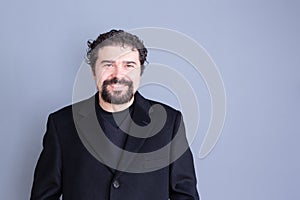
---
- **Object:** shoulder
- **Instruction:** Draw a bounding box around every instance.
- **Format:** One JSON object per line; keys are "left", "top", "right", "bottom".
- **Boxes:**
{"left": 135, "top": 92, "right": 182, "bottom": 120}
{"left": 148, "top": 98, "right": 180, "bottom": 115}
{"left": 137, "top": 92, "right": 179, "bottom": 111}
{"left": 48, "top": 96, "right": 94, "bottom": 122}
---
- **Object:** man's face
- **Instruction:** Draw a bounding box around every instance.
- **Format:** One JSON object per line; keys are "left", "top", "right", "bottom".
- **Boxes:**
{"left": 93, "top": 45, "right": 141, "bottom": 105}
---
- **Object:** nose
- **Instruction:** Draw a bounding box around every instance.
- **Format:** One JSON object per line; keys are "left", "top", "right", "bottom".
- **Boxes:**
{"left": 112, "top": 63, "right": 125, "bottom": 77}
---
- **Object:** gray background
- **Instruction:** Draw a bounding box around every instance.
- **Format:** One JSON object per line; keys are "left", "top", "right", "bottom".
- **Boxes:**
{"left": 0, "top": 0, "right": 299, "bottom": 199}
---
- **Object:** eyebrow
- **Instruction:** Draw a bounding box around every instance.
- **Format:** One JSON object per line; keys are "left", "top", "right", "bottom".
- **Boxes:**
{"left": 100, "top": 60, "right": 137, "bottom": 65}
{"left": 100, "top": 60, "right": 114, "bottom": 64}
{"left": 124, "top": 61, "right": 137, "bottom": 65}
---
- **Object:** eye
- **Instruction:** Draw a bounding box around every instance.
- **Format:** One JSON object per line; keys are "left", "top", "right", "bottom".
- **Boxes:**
{"left": 126, "top": 64, "right": 135, "bottom": 68}
{"left": 104, "top": 63, "right": 113, "bottom": 67}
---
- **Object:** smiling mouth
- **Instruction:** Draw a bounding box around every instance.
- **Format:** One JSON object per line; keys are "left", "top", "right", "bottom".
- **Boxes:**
{"left": 108, "top": 83, "right": 128, "bottom": 91}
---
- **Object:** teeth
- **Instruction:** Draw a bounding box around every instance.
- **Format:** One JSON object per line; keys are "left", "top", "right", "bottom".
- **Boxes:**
{"left": 112, "top": 84, "right": 123, "bottom": 86}
{"left": 109, "top": 84, "right": 126, "bottom": 90}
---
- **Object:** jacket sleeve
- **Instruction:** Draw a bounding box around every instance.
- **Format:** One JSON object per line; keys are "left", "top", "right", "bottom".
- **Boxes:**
{"left": 30, "top": 114, "right": 62, "bottom": 200}
{"left": 169, "top": 111, "right": 200, "bottom": 200}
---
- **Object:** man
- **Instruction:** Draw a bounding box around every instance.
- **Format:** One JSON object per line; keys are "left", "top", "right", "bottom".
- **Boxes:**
{"left": 31, "top": 29, "right": 199, "bottom": 200}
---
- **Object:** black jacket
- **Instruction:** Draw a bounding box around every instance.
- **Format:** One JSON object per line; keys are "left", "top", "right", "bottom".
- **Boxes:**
{"left": 31, "top": 92, "right": 199, "bottom": 200}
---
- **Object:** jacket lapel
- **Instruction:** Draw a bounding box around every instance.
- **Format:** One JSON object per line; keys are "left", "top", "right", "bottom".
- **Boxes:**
{"left": 121, "top": 92, "right": 152, "bottom": 151}
{"left": 73, "top": 95, "right": 117, "bottom": 174}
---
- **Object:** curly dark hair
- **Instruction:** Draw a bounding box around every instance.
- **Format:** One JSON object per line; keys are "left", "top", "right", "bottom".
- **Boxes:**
{"left": 86, "top": 29, "right": 148, "bottom": 75}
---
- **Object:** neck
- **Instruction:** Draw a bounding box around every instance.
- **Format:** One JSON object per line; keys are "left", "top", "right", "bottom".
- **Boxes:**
{"left": 98, "top": 93, "right": 134, "bottom": 113}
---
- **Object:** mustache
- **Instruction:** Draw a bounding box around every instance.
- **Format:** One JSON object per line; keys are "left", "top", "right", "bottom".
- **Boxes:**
{"left": 102, "top": 77, "right": 132, "bottom": 86}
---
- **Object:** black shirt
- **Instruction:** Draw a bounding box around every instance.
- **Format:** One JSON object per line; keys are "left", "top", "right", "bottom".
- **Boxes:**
{"left": 95, "top": 93, "right": 134, "bottom": 149}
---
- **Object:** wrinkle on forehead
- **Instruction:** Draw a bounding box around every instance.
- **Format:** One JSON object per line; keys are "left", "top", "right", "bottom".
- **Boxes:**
{"left": 97, "top": 45, "right": 139, "bottom": 63}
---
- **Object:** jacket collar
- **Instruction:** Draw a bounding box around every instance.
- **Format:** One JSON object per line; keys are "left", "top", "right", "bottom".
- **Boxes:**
{"left": 77, "top": 91, "right": 152, "bottom": 124}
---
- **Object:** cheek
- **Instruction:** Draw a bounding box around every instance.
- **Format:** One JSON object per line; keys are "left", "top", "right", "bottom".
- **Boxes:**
{"left": 94, "top": 75, "right": 105, "bottom": 90}
{"left": 128, "top": 69, "right": 141, "bottom": 85}
{"left": 94, "top": 69, "right": 108, "bottom": 82}
{"left": 132, "top": 75, "right": 141, "bottom": 89}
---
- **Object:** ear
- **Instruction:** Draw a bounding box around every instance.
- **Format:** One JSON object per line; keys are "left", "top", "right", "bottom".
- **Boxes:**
{"left": 91, "top": 67, "right": 96, "bottom": 80}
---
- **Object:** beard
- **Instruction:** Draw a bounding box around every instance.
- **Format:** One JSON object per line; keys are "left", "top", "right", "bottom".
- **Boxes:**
{"left": 101, "top": 77, "right": 134, "bottom": 104}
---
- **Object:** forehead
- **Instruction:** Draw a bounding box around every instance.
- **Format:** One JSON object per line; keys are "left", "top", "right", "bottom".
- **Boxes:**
{"left": 97, "top": 45, "right": 139, "bottom": 62}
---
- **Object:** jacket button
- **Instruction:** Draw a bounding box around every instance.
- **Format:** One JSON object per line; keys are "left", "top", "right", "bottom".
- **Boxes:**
{"left": 112, "top": 180, "right": 120, "bottom": 189}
